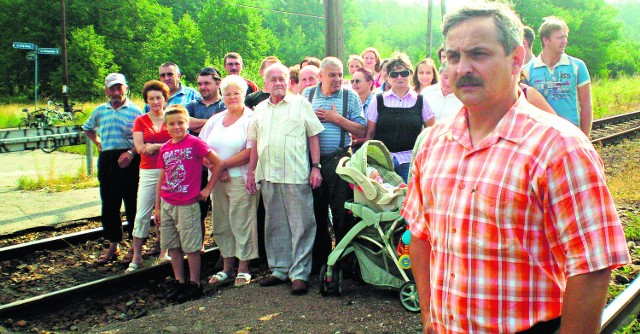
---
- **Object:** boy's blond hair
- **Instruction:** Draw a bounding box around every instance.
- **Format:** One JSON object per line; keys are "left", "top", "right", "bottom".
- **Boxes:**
{"left": 164, "top": 104, "right": 190, "bottom": 122}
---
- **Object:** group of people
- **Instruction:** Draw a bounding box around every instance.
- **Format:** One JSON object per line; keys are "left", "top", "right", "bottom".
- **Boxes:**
{"left": 81, "top": 1, "right": 629, "bottom": 331}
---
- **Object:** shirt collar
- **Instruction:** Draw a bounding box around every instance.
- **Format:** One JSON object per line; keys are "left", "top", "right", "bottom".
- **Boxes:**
{"left": 267, "top": 93, "right": 292, "bottom": 106}
{"left": 533, "top": 53, "right": 570, "bottom": 70}
{"left": 316, "top": 82, "right": 342, "bottom": 98}
{"left": 447, "top": 92, "right": 529, "bottom": 149}
{"left": 383, "top": 89, "right": 416, "bottom": 101}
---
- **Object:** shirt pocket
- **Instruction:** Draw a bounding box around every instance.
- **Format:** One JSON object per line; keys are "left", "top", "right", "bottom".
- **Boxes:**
{"left": 466, "top": 182, "right": 528, "bottom": 254}
{"left": 283, "top": 119, "right": 305, "bottom": 137}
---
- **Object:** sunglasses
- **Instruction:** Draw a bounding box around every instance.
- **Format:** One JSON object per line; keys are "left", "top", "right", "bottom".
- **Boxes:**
{"left": 389, "top": 70, "right": 411, "bottom": 78}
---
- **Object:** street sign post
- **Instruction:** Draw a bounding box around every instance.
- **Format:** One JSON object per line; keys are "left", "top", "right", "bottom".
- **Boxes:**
{"left": 37, "top": 48, "right": 60, "bottom": 55}
{"left": 12, "top": 42, "right": 60, "bottom": 110}
{"left": 12, "top": 42, "right": 36, "bottom": 50}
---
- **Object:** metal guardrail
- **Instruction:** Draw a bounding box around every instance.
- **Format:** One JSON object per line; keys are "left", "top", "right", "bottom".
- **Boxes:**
{"left": 0, "top": 125, "right": 83, "bottom": 153}
{"left": 601, "top": 276, "right": 640, "bottom": 333}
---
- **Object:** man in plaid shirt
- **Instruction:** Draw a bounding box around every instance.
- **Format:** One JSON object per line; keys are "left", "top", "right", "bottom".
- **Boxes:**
{"left": 401, "top": 2, "right": 630, "bottom": 333}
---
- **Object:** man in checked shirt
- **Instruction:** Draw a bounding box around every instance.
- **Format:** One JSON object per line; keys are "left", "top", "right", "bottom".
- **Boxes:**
{"left": 401, "top": 2, "right": 630, "bottom": 333}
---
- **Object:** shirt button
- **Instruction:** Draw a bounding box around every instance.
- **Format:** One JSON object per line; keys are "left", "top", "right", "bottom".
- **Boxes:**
{"left": 449, "top": 314, "right": 454, "bottom": 321}
{"left": 458, "top": 183, "right": 465, "bottom": 189}
{"left": 452, "top": 228, "right": 456, "bottom": 233}
{"left": 450, "top": 273, "right": 455, "bottom": 278}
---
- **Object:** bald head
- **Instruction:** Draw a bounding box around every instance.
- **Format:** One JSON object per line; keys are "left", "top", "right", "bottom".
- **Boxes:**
{"left": 299, "top": 65, "right": 320, "bottom": 92}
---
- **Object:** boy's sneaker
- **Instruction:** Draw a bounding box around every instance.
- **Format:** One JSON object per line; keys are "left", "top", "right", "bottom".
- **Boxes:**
{"left": 176, "top": 281, "right": 202, "bottom": 303}
{"left": 165, "top": 281, "right": 187, "bottom": 302}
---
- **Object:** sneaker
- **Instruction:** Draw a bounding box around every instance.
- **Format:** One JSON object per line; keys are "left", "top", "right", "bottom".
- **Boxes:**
{"left": 177, "top": 281, "right": 202, "bottom": 303}
{"left": 165, "top": 281, "right": 186, "bottom": 301}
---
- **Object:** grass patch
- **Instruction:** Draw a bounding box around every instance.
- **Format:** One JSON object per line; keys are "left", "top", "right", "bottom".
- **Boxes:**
{"left": 592, "top": 74, "right": 640, "bottom": 118}
{"left": 16, "top": 166, "right": 98, "bottom": 192}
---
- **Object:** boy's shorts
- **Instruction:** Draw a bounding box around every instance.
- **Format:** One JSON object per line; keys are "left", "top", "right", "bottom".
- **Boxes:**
{"left": 159, "top": 200, "right": 202, "bottom": 254}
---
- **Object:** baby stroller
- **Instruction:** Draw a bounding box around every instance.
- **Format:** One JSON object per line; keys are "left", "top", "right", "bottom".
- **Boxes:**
{"left": 318, "top": 140, "right": 420, "bottom": 312}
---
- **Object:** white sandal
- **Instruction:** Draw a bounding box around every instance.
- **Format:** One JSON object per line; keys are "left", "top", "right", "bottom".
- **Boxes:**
{"left": 234, "top": 272, "right": 252, "bottom": 287}
{"left": 208, "top": 271, "right": 234, "bottom": 285}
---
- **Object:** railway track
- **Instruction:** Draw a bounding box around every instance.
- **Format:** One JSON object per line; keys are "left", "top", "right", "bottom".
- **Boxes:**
{"left": 591, "top": 110, "right": 640, "bottom": 146}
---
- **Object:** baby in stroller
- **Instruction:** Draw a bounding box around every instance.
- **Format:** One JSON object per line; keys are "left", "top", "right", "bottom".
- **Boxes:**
{"left": 318, "top": 140, "right": 419, "bottom": 312}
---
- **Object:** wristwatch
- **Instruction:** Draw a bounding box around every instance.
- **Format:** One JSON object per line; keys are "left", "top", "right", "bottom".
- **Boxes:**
{"left": 311, "top": 163, "right": 322, "bottom": 169}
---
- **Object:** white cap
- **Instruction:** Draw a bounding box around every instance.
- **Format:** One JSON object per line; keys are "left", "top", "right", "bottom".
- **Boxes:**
{"left": 105, "top": 73, "right": 127, "bottom": 88}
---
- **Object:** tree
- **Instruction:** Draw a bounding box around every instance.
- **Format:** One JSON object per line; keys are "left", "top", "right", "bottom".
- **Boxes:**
{"left": 50, "top": 26, "right": 119, "bottom": 100}
{"left": 198, "top": 0, "right": 276, "bottom": 83}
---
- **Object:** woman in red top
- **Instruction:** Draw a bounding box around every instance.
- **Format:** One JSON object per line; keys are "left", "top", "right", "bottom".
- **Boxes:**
{"left": 125, "top": 80, "right": 172, "bottom": 272}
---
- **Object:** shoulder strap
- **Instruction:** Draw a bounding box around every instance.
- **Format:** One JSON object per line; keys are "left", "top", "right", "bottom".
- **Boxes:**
{"left": 340, "top": 89, "right": 349, "bottom": 148}
{"left": 308, "top": 87, "right": 316, "bottom": 103}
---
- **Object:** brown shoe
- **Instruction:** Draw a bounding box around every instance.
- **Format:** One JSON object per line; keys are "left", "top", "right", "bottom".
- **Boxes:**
{"left": 259, "top": 275, "right": 287, "bottom": 287}
{"left": 291, "top": 279, "right": 308, "bottom": 295}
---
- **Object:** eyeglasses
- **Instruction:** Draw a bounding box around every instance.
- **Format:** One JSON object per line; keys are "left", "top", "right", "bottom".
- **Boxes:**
{"left": 389, "top": 70, "right": 411, "bottom": 78}
{"left": 350, "top": 79, "right": 363, "bottom": 84}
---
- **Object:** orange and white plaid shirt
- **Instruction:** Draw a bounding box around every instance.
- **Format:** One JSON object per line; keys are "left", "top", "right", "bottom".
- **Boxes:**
{"left": 402, "top": 96, "right": 630, "bottom": 333}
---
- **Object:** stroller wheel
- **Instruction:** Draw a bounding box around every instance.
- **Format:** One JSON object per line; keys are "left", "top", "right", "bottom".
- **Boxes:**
{"left": 319, "top": 264, "right": 344, "bottom": 297}
{"left": 399, "top": 281, "right": 421, "bottom": 313}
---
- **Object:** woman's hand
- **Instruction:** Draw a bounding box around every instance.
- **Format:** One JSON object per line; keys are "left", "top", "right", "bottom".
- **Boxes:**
{"left": 143, "top": 144, "right": 160, "bottom": 156}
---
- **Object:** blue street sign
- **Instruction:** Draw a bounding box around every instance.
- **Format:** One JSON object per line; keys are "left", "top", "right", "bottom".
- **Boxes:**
{"left": 13, "top": 42, "right": 36, "bottom": 50}
{"left": 37, "top": 48, "right": 60, "bottom": 55}
{"left": 26, "top": 52, "right": 36, "bottom": 61}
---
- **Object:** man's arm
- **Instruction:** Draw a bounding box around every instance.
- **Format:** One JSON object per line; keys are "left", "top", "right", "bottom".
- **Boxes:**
{"left": 83, "top": 129, "right": 102, "bottom": 152}
{"left": 188, "top": 118, "right": 208, "bottom": 132}
{"left": 577, "top": 83, "right": 593, "bottom": 137}
{"left": 315, "top": 104, "right": 367, "bottom": 138}
{"left": 246, "top": 139, "right": 259, "bottom": 195}
{"left": 409, "top": 235, "right": 435, "bottom": 333}
{"left": 559, "top": 268, "right": 611, "bottom": 334}
{"left": 307, "top": 135, "right": 322, "bottom": 189}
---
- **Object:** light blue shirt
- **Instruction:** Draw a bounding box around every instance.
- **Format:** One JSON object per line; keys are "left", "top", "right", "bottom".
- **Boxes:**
{"left": 523, "top": 54, "right": 590, "bottom": 127}
{"left": 302, "top": 84, "right": 365, "bottom": 155}
{"left": 82, "top": 99, "right": 143, "bottom": 151}
{"left": 144, "top": 84, "right": 201, "bottom": 112}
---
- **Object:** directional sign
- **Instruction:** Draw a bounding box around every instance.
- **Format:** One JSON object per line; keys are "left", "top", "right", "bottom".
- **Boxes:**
{"left": 37, "top": 48, "right": 60, "bottom": 55}
{"left": 13, "top": 42, "right": 36, "bottom": 50}
{"left": 26, "top": 52, "right": 36, "bottom": 61}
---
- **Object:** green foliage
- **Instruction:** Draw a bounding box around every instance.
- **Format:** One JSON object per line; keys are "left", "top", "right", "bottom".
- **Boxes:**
{"left": 198, "top": 0, "right": 276, "bottom": 83}
{"left": 50, "top": 26, "right": 118, "bottom": 100}
{"left": 1, "top": 0, "right": 638, "bottom": 103}
{"left": 591, "top": 75, "right": 640, "bottom": 118}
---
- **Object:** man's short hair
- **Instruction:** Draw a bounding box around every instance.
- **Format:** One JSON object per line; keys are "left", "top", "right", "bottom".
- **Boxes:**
{"left": 437, "top": 46, "right": 445, "bottom": 60}
{"left": 300, "top": 56, "right": 321, "bottom": 68}
{"left": 160, "top": 62, "right": 180, "bottom": 74}
{"left": 219, "top": 75, "right": 248, "bottom": 96}
{"left": 523, "top": 26, "right": 535, "bottom": 48}
{"left": 289, "top": 64, "right": 301, "bottom": 84}
{"left": 198, "top": 67, "right": 222, "bottom": 82}
{"left": 320, "top": 57, "right": 343, "bottom": 71}
{"left": 442, "top": 2, "right": 524, "bottom": 56}
{"left": 142, "top": 80, "right": 170, "bottom": 102}
{"left": 264, "top": 63, "right": 290, "bottom": 80}
{"left": 539, "top": 16, "right": 569, "bottom": 48}
{"left": 224, "top": 52, "right": 243, "bottom": 65}
{"left": 386, "top": 52, "right": 414, "bottom": 73}
{"left": 260, "top": 56, "right": 281, "bottom": 70}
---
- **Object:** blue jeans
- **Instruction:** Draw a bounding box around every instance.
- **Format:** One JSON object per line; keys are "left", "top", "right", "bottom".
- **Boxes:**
{"left": 393, "top": 157, "right": 410, "bottom": 183}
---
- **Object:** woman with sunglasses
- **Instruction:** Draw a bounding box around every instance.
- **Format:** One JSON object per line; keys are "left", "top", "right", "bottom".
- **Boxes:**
{"left": 350, "top": 67, "right": 376, "bottom": 150}
{"left": 365, "top": 53, "right": 436, "bottom": 182}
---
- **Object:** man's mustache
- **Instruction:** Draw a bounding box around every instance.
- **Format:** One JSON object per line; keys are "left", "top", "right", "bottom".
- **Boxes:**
{"left": 455, "top": 76, "right": 484, "bottom": 87}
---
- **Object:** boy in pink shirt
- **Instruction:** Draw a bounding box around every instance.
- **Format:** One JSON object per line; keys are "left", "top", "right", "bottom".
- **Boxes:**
{"left": 156, "top": 105, "right": 224, "bottom": 303}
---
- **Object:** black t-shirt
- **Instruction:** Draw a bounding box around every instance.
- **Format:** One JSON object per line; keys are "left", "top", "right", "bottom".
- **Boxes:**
{"left": 244, "top": 91, "right": 270, "bottom": 110}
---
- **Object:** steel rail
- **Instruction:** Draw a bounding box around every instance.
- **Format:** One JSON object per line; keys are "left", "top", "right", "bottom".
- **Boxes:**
{"left": 601, "top": 276, "right": 640, "bottom": 333}
{"left": 0, "top": 247, "right": 220, "bottom": 318}
{"left": 0, "top": 220, "right": 124, "bottom": 261}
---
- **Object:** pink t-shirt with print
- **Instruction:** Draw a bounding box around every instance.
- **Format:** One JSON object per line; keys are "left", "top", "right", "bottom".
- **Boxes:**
{"left": 158, "top": 134, "right": 212, "bottom": 206}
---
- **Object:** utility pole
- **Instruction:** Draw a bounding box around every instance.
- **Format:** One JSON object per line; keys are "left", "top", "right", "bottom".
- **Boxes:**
{"left": 324, "top": 0, "right": 344, "bottom": 60}
{"left": 427, "top": 0, "right": 433, "bottom": 58}
{"left": 61, "top": 0, "right": 70, "bottom": 112}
